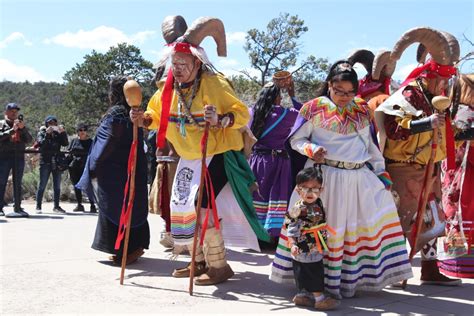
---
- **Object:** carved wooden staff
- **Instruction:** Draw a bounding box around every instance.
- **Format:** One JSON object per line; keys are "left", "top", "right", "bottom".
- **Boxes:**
{"left": 189, "top": 122, "right": 210, "bottom": 295}
{"left": 409, "top": 96, "right": 451, "bottom": 259}
{"left": 119, "top": 78, "right": 142, "bottom": 285}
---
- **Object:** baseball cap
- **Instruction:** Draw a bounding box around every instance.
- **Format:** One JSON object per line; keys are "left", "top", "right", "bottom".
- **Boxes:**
{"left": 5, "top": 103, "right": 20, "bottom": 111}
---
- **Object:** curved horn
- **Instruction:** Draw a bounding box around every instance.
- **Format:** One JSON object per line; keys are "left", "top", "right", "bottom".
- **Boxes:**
{"left": 442, "top": 31, "right": 460, "bottom": 64}
{"left": 347, "top": 49, "right": 375, "bottom": 73}
{"left": 459, "top": 74, "right": 474, "bottom": 106}
{"left": 372, "top": 50, "right": 396, "bottom": 81}
{"left": 416, "top": 32, "right": 460, "bottom": 65}
{"left": 161, "top": 15, "right": 188, "bottom": 44}
{"left": 416, "top": 43, "right": 429, "bottom": 64}
{"left": 181, "top": 17, "right": 227, "bottom": 57}
{"left": 391, "top": 27, "right": 451, "bottom": 65}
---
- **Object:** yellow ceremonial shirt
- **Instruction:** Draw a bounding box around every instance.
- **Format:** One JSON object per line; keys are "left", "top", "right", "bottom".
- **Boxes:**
{"left": 383, "top": 116, "right": 447, "bottom": 165}
{"left": 145, "top": 72, "right": 249, "bottom": 160}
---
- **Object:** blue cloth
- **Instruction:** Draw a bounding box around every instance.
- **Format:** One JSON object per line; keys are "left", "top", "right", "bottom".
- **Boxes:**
{"left": 36, "top": 163, "right": 62, "bottom": 207}
{"left": 77, "top": 105, "right": 148, "bottom": 228}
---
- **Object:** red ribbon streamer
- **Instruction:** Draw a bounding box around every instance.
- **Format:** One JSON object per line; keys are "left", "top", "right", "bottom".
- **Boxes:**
{"left": 197, "top": 127, "right": 220, "bottom": 246}
{"left": 115, "top": 139, "right": 138, "bottom": 250}
{"left": 445, "top": 115, "right": 456, "bottom": 171}
{"left": 157, "top": 68, "right": 174, "bottom": 149}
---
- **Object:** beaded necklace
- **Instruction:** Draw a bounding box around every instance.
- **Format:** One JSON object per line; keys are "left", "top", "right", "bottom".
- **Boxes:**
{"left": 174, "top": 72, "right": 202, "bottom": 137}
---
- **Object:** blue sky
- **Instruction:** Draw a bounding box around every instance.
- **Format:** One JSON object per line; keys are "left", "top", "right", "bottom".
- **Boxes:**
{"left": 1, "top": 0, "right": 473, "bottom": 83}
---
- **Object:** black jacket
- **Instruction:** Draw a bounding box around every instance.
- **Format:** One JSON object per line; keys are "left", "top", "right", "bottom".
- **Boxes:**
{"left": 36, "top": 127, "right": 69, "bottom": 164}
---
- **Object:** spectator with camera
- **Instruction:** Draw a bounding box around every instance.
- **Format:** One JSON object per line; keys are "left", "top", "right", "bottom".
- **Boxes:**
{"left": 35, "top": 115, "right": 68, "bottom": 214}
{"left": 68, "top": 123, "right": 96, "bottom": 213}
{"left": 0, "top": 103, "right": 33, "bottom": 217}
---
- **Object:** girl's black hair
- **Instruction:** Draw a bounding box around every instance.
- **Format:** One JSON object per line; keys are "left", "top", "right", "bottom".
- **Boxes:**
{"left": 108, "top": 76, "right": 129, "bottom": 109}
{"left": 315, "top": 60, "right": 359, "bottom": 98}
{"left": 250, "top": 83, "right": 281, "bottom": 139}
{"left": 296, "top": 165, "right": 323, "bottom": 186}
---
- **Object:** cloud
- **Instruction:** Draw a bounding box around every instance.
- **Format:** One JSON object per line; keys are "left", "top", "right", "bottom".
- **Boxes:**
{"left": 226, "top": 31, "right": 247, "bottom": 45}
{"left": 393, "top": 63, "right": 417, "bottom": 81}
{"left": 0, "top": 32, "right": 33, "bottom": 48}
{"left": 0, "top": 59, "right": 47, "bottom": 82}
{"left": 44, "top": 26, "right": 156, "bottom": 51}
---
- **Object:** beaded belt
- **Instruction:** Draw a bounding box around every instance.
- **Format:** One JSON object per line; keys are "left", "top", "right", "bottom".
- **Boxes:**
{"left": 324, "top": 158, "right": 364, "bottom": 170}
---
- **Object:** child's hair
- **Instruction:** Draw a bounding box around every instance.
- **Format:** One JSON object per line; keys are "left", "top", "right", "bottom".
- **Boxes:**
{"left": 296, "top": 165, "right": 323, "bottom": 186}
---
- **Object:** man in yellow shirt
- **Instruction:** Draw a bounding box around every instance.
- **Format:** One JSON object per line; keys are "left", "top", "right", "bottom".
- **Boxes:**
{"left": 132, "top": 16, "right": 269, "bottom": 286}
{"left": 376, "top": 27, "right": 461, "bottom": 286}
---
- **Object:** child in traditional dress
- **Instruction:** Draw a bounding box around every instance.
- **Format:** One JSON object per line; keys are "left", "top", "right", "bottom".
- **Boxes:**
{"left": 286, "top": 166, "right": 339, "bottom": 310}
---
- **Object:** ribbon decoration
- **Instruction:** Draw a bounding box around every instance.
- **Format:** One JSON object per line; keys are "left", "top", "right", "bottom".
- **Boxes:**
{"left": 114, "top": 139, "right": 138, "bottom": 250}
{"left": 157, "top": 68, "right": 174, "bottom": 149}
{"left": 198, "top": 126, "right": 220, "bottom": 246}
{"left": 401, "top": 60, "right": 457, "bottom": 88}
{"left": 300, "top": 223, "right": 337, "bottom": 254}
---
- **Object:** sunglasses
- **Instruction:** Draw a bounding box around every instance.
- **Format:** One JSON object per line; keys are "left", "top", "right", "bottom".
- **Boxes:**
{"left": 78, "top": 129, "right": 87, "bottom": 132}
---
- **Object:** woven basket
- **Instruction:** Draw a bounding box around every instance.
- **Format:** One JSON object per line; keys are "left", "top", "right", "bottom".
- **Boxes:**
{"left": 272, "top": 71, "right": 292, "bottom": 89}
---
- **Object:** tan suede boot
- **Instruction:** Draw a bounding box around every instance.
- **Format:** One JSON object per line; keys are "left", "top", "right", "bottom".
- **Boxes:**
{"left": 420, "top": 260, "right": 461, "bottom": 286}
{"left": 172, "top": 244, "right": 208, "bottom": 278}
{"left": 195, "top": 228, "right": 234, "bottom": 286}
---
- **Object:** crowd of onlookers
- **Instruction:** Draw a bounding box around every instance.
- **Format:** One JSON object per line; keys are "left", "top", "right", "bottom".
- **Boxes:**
{"left": 0, "top": 101, "right": 162, "bottom": 218}
{"left": 0, "top": 102, "right": 100, "bottom": 217}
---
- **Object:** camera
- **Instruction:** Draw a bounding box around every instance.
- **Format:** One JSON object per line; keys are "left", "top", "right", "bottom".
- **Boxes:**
{"left": 18, "top": 114, "right": 23, "bottom": 121}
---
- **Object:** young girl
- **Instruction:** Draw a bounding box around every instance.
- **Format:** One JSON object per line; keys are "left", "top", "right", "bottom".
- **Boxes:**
{"left": 286, "top": 166, "right": 339, "bottom": 310}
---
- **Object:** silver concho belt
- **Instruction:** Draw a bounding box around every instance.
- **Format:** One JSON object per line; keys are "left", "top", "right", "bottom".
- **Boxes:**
{"left": 324, "top": 158, "right": 364, "bottom": 170}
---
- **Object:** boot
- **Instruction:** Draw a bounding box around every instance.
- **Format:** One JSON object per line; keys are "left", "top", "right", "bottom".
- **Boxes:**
{"left": 420, "top": 260, "right": 462, "bottom": 286}
{"left": 172, "top": 243, "right": 207, "bottom": 278}
{"left": 73, "top": 204, "right": 85, "bottom": 212}
{"left": 195, "top": 228, "right": 234, "bottom": 286}
{"left": 292, "top": 290, "right": 315, "bottom": 307}
{"left": 159, "top": 231, "right": 174, "bottom": 249}
{"left": 314, "top": 296, "right": 340, "bottom": 310}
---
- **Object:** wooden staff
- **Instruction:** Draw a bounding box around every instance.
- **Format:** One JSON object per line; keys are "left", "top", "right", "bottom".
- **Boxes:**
{"left": 189, "top": 122, "right": 210, "bottom": 295}
{"left": 119, "top": 78, "right": 142, "bottom": 285}
{"left": 409, "top": 96, "right": 451, "bottom": 259}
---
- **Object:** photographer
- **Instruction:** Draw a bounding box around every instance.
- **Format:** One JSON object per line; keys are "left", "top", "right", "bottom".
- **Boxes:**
{"left": 68, "top": 123, "right": 96, "bottom": 213}
{"left": 35, "top": 115, "right": 68, "bottom": 214}
{"left": 0, "top": 103, "right": 33, "bottom": 217}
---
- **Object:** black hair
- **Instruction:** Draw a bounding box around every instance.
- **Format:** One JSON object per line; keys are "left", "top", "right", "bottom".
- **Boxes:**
{"left": 108, "top": 76, "right": 129, "bottom": 108}
{"left": 250, "top": 83, "right": 281, "bottom": 139}
{"left": 296, "top": 165, "right": 323, "bottom": 186}
{"left": 316, "top": 60, "right": 359, "bottom": 98}
{"left": 76, "top": 123, "right": 88, "bottom": 131}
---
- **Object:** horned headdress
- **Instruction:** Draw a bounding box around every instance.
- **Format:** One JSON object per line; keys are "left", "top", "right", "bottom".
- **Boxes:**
{"left": 156, "top": 16, "right": 227, "bottom": 75}
{"left": 348, "top": 49, "right": 394, "bottom": 98}
{"left": 385, "top": 27, "right": 459, "bottom": 86}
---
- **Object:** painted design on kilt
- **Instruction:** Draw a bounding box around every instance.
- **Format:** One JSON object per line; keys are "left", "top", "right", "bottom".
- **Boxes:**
{"left": 299, "top": 97, "right": 370, "bottom": 135}
{"left": 172, "top": 167, "right": 194, "bottom": 205}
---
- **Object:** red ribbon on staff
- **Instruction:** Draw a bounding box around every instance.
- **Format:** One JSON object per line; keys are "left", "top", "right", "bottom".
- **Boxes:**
{"left": 198, "top": 127, "right": 220, "bottom": 245}
{"left": 115, "top": 139, "right": 138, "bottom": 250}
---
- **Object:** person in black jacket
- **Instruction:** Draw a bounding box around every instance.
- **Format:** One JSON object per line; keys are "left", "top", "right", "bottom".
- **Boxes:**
{"left": 0, "top": 103, "right": 33, "bottom": 217}
{"left": 35, "top": 115, "right": 68, "bottom": 214}
{"left": 68, "top": 123, "right": 96, "bottom": 213}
